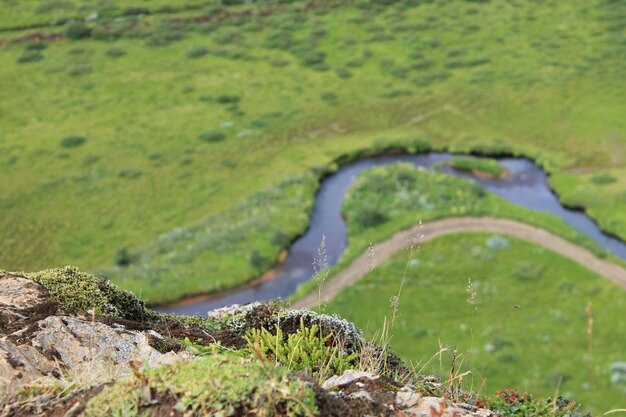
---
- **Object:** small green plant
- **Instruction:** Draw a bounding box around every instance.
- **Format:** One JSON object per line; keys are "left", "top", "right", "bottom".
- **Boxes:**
{"left": 216, "top": 94, "right": 241, "bottom": 104}
{"left": 115, "top": 247, "right": 133, "bottom": 267}
{"left": 244, "top": 318, "right": 357, "bottom": 381}
{"left": 198, "top": 131, "right": 226, "bottom": 143}
{"left": 590, "top": 173, "right": 617, "bottom": 185}
{"left": 64, "top": 22, "right": 92, "bottom": 40}
{"left": 249, "top": 249, "right": 270, "bottom": 269}
{"left": 60, "top": 135, "right": 87, "bottom": 148}
{"left": 335, "top": 68, "right": 353, "bottom": 79}
{"left": 105, "top": 48, "right": 126, "bottom": 58}
{"left": 353, "top": 203, "right": 389, "bottom": 228}
{"left": 17, "top": 51, "right": 44, "bottom": 64}
{"left": 321, "top": 91, "right": 338, "bottom": 103}
{"left": 24, "top": 42, "right": 47, "bottom": 51}
{"left": 186, "top": 46, "right": 209, "bottom": 59}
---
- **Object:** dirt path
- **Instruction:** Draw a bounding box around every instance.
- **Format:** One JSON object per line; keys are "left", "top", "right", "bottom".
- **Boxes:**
{"left": 291, "top": 217, "right": 626, "bottom": 309}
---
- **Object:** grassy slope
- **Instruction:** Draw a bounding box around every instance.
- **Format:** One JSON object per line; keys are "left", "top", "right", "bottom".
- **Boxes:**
{"left": 326, "top": 232, "right": 626, "bottom": 413}
{"left": 1, "top": 0, "right": 626, "bottom": 299}
{"left": 0, "top": 0, "right": 213, "bottom": 30}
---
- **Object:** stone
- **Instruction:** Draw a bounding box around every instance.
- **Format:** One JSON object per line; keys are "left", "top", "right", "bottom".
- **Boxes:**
{"left": 0, "top": 272, "right": 190, "bottom": 384}
{"left": 395, "top": 387, "right": 422, "bottom": 408}
{"left": 321, "top": 369, "right": 378, "bottom": 390}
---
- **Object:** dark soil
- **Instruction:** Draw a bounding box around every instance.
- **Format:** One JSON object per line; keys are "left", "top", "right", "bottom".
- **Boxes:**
{"left": 1, "top": 384, "right": 107, "bottom": 417}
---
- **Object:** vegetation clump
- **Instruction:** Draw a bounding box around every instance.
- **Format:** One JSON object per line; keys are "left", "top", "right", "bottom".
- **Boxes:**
{"left": 64, "top": 22, "right": 92, "bottom": 40}
{"left": 449, "top": 155, "right": 506, "bottom": 178}
{"left": 198, "top": 130, "right": 226, "bottom": 142}
{"left": 27, "top": 266, "right": 149, "bottom": 320}
{"left": 60, "top": 135, "right": 87, "bottom": 148}
{"left": 16, "top": 51, "right": 44, "bottom": 64}
{"left": 83, "top": 352, "right": 319, "bottom": 417}
{"left": 245, "top": 318, "right": 358, "bottom": 381}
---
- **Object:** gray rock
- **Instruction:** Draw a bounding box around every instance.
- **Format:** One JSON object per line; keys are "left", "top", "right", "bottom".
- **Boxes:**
{"left": 321, "top": 369, "right": 377, "bottom": 390}
{"left": 347, "top": 390, "right": 374, "bottom": 403}
{"left": 396, "top": 387, "right": 422, "bottom": 408}
{"left": 0, "top": 273, "right": 190, "bottom": 384}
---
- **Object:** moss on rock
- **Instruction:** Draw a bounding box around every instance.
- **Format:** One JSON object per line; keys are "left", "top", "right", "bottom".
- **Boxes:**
{"left": 83, "top": 352, "right": 319, "bottom": 417}
{"left": 26, "top": 266, "right": 149, "bottom": 320}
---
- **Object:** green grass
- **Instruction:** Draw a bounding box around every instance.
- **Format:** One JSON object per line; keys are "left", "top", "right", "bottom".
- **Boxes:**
{"left": 1, "top": 0, "right": 626, "bottom": 300}
{"left": 83, "top": 351, "right": 318, "bottom": 416}
{"left": 449, "top": 155, "right": 506, "bottom": 178}
{"left": 326, "top": 232, "right": 626, "bottom": 414}
{"left": 95, "top": 173, "right": 317, "bottom": 303}
{"left": 0, "top": 0, "right": 214, "bottom": 31}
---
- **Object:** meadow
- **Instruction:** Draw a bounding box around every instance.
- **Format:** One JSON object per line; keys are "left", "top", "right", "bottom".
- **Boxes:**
{"left": 327, "top": 232, "right": 626, "bottom": 413}
{"left": 2, "top": 0, "right": 626, "bottom": 300}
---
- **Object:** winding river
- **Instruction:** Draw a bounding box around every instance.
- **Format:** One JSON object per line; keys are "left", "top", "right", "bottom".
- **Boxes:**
{"left": 158, "top": 153, "right": 626, "bottom": 316}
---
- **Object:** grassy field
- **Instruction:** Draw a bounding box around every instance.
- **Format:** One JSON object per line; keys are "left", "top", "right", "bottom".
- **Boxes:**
{"left": 1, "top": 0, "right": 626, "bottom": 300}
{"left": 0, "top": 0, "right": 214, "bottom": 30}
{"left": 326, "top": 232, "right": 626, "bottom": 413}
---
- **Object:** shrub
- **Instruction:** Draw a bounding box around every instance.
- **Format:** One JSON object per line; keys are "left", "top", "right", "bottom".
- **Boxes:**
{"left": 590, "top": 173, "right": 617, "bottom": 185}
{"left": 413, "top": 70, "right": 451, "bottom": 86}
{"left": 115, "top": 247, "right": 133, "bottom": 267}
{"left": 105, "top": 47, "right": 126, "bottom": 58}
{"left": 213, "top": 28, "right": 242, "bottom": 45}
{"left": 216, "top": 94, "right": 240, "bottom": 104}
{"left": 445, "top": 57, "right": 491, "bottom": 68}
{"left": 17, "top": 51, "right": 44, "bottom": 64}
{"left": 186, "top": 46, "right": 209, "bottom": 59}
{"left": 321, "top": 91, "right": 338, "bottom": 102}
{"left": 345, "top": 58, "right": 364, "bottom": 67}
{"left": 64, "top": 22, "right": 92, "bottom": 40}
{"left": 353, "top": 204, "right": 389, "bottom": 228}
{"left": 116, "top": 169, "right": 142, "bottom": 179}
{"left": 145, "top": 24, "right": 185, "bottom": 47}
{"left": 335, "top": 67, "right": 352, "bottom": 79}
{"left": 24, "top": 42, "right": 47, "bottom": 51}
{"left": 264, "top": 31, "right": 293, "bottom": 49}
{"left": 271, "top": 230, "right": 291, "bottom": 247}
{"left": 298, "top": 50, "right": 326, "bottom": 67}
{"left": 409, "top": 58, "right": 434, "bottom": 69}
{"left": 60, "top": 135, "right": 87, "bottom": 148}
{"left": 269, "top": 57, "right": 290, "bottom": 67}
{"left": 198, "top": 131, "right": 226, "bottom": 143}
{"left": 249, "top": 249, "right": 270, "bottom": 269}
{"left": 68, "top": 65, "right": 92, "bottom": 76}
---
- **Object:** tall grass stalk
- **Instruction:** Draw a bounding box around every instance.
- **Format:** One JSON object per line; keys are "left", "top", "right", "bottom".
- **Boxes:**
{"left": 586, "top": 301, "right": 595, "bottom": 414}
{"left": 313, "top": 234, "right": 329, "bottom": 314}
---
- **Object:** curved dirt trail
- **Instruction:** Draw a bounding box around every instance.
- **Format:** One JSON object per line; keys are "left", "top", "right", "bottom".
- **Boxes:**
{"left": 291, "top": 217, "right": 626, "bottom": 309}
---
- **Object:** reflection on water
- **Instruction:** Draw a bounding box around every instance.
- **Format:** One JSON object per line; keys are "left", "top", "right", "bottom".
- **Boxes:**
{"left": 158, "top": 153, "right": 626, "bottom": 315}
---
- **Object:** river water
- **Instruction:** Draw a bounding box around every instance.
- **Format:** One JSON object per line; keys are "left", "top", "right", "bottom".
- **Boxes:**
{"left": 158, "top": 153, "right": 626, "bottom": 315}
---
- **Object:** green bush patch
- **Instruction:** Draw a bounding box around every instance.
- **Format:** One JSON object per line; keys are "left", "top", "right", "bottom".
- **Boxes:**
{"left": 59, "top": 135, "right": 87, "bottom": 148}
{"left": 198, "top": 131, "right": 226, "bottom": 143}
{"left": 449, "top": 156, "right": 506, "bottom": 178}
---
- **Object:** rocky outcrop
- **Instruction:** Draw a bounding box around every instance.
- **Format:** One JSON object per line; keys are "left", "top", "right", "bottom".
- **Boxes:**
{"left": 0, "top": 269, "right": 510, "bottom": 417}
{"left": 0, "top": 272, "right": 190, "bottom": 385}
